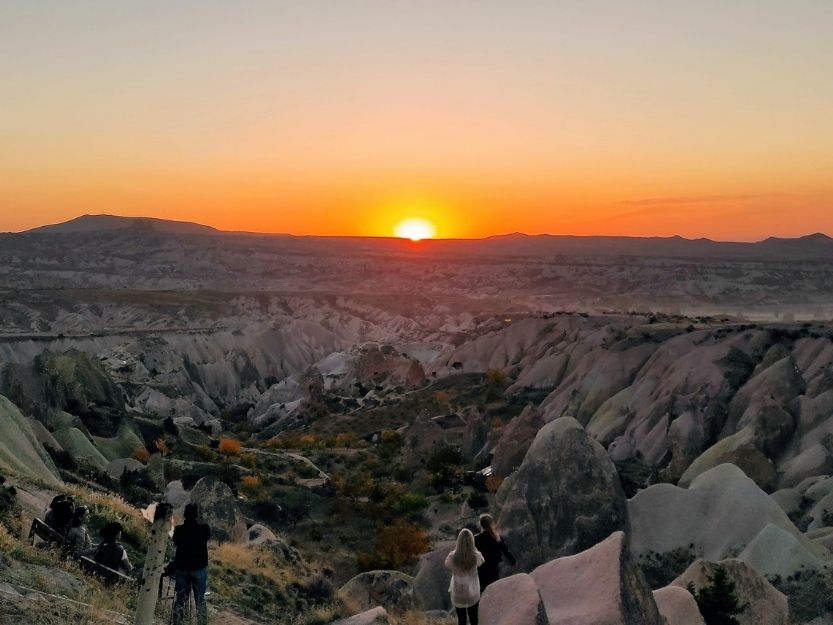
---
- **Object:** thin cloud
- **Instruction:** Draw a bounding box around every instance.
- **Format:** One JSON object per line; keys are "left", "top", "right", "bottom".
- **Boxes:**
{"left": 617, "top": 193, "right": 782, "bottom": 207}
{"left": 604, "top": 193, "right": 787, "bottom": 221}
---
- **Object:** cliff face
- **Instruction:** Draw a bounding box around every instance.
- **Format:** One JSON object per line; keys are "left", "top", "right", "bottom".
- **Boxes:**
{"left": 0, "top": 395, "right": 61, "bottom": 485}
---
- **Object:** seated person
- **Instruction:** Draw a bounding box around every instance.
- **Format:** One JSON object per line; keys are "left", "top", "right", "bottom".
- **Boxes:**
{"left": 64, "top": 505, "right": 93, "bottom": 558}
{"left": 44, "top": 495, "right": 74, "bottom": 536}
{"left": 43, "top": 495, "right": 65, "bottom": 528}
{"left": 93, "top": 521, "right": 133, "bottom": 574}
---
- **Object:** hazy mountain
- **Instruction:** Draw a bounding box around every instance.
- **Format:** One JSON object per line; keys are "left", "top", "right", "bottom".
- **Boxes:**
{"left": 26, "top": 213, "right": 221, "bottom": 236}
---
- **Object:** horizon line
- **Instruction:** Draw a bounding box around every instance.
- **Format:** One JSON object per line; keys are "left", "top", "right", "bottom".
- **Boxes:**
{"left": 8, "top": 212, "right": 833, "bottom": 244}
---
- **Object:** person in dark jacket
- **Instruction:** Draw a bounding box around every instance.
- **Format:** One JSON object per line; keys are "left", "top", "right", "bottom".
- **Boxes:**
{"left": 172, "top": 504, "right": 211, "bottom": 625}
{"left": 94, "top": 521, "right": 133, "bottom": 574}
{"left": 473, "top": 513, "right": 515, "bottom": 591}
{"left": 45, "top": 496, "right": 74, "bottom": 537}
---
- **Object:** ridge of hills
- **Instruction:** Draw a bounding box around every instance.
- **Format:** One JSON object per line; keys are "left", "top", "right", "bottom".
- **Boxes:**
{"left": 17, "top": 213, "right": 833, "bottom": 261}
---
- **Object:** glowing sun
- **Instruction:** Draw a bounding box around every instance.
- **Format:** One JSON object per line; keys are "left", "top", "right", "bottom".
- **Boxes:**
{"left": 393, "top": 218, "right": 436, "bottom": 241}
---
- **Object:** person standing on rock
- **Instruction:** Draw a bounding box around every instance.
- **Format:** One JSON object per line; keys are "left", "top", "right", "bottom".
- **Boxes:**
{"left": 445, "top": 528, "right": 485, "bottom": 625}
{"left": 172, "top": 503, "right": 211, "bottom": 625}
{"left": 474, "top": 513, "right": 515, "bottom": 591}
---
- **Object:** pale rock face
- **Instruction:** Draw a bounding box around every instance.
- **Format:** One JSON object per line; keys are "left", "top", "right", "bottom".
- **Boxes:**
{"left": 245, "top": 524, "right": 301, "bottom": 563}
{"left": 497, "top": 417, "right": 628, "bottom": 571}
{"left": 246, "top": 523, "right": 279, "bottom": 547}
{"left": 187, "top": 476, "right": 247, "bottom": 543}
{"left": 480, "top": 573, "right": 547, "bottom": 625}
{"left": 330, "top": 606, "right": 388, "bottom": 625}
{"left": 105, "top": 457, "right": 145, "bottom": 480}
{"left": 52, "top": 426, "right": 109, "bottom": 470}
{"left": 679, "top": 428, "right": 776, "bottom": 491}
{"left": 540, "top": 344, "right": 658, "bottom": 426}
{"left": 164, "top": 480, "right": 190, "bottom": 519}
{"left": 0, "top": 395, "right": 62, "bottom": 485}
{"left": 672, "top": 559, "right": 789, "bottom": 625}
{"left": 413, "top": 540, "right": 454, "bottom": 611}
{"left": 338, "top": 570, "right": 414, "bottom": 614}
{"left": 652, "top": 586, "right": 706, "bottom": 625}
{"left": 26, "top": 418, "right": 63, "bottom": 453}
{"left": 737, "top": 524, "right": 830, "bottom": 578}
{"left": 528, "top": 531, "right": 663, "bottom": 625}
{"left": 780, "top": 439, "right": 833, "bottom": 488}
{"left": 807, "top": 491, "right": 833, "bottom": 530}
{"left": 629, "top": 463, "right": 826, "bottom": 572}
{"left": 437, "top": 317, "right": 560, "bottom": 376}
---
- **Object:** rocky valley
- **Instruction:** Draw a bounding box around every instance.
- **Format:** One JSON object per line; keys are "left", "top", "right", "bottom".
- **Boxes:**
{"left": 3, "top": 216, "right": 833, "bottom": 624}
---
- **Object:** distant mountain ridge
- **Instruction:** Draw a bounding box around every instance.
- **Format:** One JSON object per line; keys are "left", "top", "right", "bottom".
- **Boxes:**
{"left": 27, "top": 214, "right": 221, "bottom": 235}
{"left": 21, "top": 213, "right": 833, "bottom": 260}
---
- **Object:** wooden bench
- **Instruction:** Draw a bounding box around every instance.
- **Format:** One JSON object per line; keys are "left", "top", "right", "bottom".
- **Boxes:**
{"left": 78, "top": 556, "right": 136, "bottom": 586}
{"left": 28, "top": 517, "right": 65, "bottom": 548}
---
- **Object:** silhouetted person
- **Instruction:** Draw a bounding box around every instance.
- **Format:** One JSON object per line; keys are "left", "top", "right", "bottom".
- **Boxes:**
{"left": 64, "top": 505, "right": 93, "bottom": 558}
{"left": 43, "top": 495, "right": 65, "bottom": 528}
{"left": 473, "top": 513, "right": 515, "bottom": 591}
{"left": 445, "top": 528, "right": 484, "bottom": 625}
{"left": 172, "top": 504, "right": 211, "bottom": 625}
{"left": 94, "top": 521, "right": 133, "bottom": 574}
{"left": 45, "top": 495, "right": 74, "bottom": 536}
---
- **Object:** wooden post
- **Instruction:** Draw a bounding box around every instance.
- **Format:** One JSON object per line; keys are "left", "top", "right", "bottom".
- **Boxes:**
{"left": 134, "top": 502, "right": 173, "bottom": 625}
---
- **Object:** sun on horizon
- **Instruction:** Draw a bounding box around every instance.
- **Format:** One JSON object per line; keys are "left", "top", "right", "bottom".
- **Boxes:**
{"left": 393, "top": 218, "right": 437, "bottom": 242}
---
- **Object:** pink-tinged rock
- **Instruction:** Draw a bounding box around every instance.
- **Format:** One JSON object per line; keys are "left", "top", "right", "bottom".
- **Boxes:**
{"left": 529, "top": 531, "right": 663, "bottom": 625}
{"left": 653, "top": 586, "right": 705, "bottom": 625}
{"left": 480, "top": 573, "right": 547, "bottom": 625}
{"left": 672, "top": 559, "right": 789, "bottom": 625}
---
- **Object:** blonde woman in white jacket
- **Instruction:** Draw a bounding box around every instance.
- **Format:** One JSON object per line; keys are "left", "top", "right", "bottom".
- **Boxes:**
{"left": 445, "top": 529, "right": 485, "bottom": 625}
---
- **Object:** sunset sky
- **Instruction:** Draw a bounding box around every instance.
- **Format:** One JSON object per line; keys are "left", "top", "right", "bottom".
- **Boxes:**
{"left": 2, "top": 1, "right": 832, "bottom": 240}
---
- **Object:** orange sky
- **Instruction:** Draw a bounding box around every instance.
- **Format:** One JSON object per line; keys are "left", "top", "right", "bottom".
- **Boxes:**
{"left": 2, "top": 2, "right": 832, "bottom": 240}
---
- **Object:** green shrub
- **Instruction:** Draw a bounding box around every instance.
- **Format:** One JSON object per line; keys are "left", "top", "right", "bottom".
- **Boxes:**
{"left": 688, "top": 566, "right": 747, "bottom": 625}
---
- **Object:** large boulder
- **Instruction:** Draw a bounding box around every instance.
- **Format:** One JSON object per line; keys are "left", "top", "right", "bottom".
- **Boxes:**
{"left": 338, "top": 571, "right": 414, "bottom": 614}
{"left": 480, "top": 573, "right": 547, "bottom": 625}
{"left": 188, "top": 476, "right": 246, "bottom": 543}
{"left": 246, "top": 524, "right": 301, "bottom": 563}
{"left": 736, "top": 524, "right": 830, "bottom": 579}
{"left": 652, "top": 586, "right": 706, "bottom": 625}
{"left": 497, "top": 417, "right": 628, "bottom": 571}
{"left": 491, "top": 405, "right": 544, "bottom": 478}
{"left": 413, "top": 541, "right": 454, "bottom": 611}
{"left": 529, "top": 531, "right": 663, "bottom": 625}
{"left": 629, "top": 464, "right": 827, "bottom": 569}
{"left": 672, "top": 559, "right": 789, "bottom": 625}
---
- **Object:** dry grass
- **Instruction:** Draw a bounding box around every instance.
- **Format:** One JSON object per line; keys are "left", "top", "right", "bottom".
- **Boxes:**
{"left": 389, "top": 611, "right": 456, "bottom": 625}
{"left": 211, "top": 541, "right": 284, "bottom": 585}
{"left": 0, "top": 524, "right": 136, "bottom": 625}
{"left": 17, "top": 583, "right": 134, "bottom": 625}
{"left": 61, "top": 483, "right": 148, "bottom": 542}
{"left": 210, "top": 541, "right": 334, "bottom": 623}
